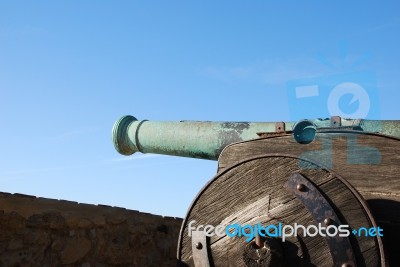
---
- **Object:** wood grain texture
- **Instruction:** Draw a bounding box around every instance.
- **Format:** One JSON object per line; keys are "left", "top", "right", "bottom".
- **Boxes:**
{"left": 215, "top": 132, "right": 399, "bottom": 266}
{"left": 178, "top": 156, "right": 383, "bottom": 267}
{"left": 218, "top": 132, "right": 400, "bottom": 201}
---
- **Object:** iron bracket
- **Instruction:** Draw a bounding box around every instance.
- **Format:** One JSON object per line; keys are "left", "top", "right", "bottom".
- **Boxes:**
{"left": 191, "top": 230, "right": 211, "bottom": 267}
{"left": 331, "top": 116, "right": 342, "bottom": 127}
{"left": 275, "top": 122, "right": 286, "bottom": 133}
{"left": 284, "top": 172, "right": 357, "bottom": 267}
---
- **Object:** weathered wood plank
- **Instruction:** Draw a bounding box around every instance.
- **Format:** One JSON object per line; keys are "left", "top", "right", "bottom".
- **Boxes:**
{"left": 218, "top": 132, "right": 400, "bottom": 201}
{"left": 179, "top": 156, "right": 383, "bottom": 266}
{"left": 216, "top": 133, "right": 399, "bottom": 266}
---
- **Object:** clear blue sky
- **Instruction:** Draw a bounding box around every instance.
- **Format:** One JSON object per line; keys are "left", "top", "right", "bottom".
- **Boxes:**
{"left": 1, "top": 1, "right": 399, "bottom": 218}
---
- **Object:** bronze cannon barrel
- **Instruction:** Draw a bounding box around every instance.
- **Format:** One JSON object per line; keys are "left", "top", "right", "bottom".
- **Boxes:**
{"left": 112, "top": 115, "right": 400, "bottom": 160}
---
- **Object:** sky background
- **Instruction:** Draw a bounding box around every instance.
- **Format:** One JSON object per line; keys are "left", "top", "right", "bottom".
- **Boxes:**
{"left": 1, "top": 1, "right": 399, "bottom": 218}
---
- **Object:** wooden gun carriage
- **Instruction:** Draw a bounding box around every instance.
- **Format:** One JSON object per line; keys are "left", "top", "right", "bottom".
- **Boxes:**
{"left": 113, "top": 115, "right": 400, "bottom": 267}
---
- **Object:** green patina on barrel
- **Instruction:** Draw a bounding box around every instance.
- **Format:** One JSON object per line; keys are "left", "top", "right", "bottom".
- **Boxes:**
{"left": 112, "top": 115, "right": 400, "bottom": 160}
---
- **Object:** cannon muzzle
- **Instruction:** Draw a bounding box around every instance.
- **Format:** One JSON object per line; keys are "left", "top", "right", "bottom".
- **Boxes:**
{"left": 112, "top": 115, "right": 289, "bottom": 160}
{"left": 112, "top": 115, "right": 400, "bottom": 160}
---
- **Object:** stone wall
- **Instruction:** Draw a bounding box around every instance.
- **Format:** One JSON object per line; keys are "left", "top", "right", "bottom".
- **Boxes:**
{"left": 0, "top": 192, "right": 183, "bottom": 267}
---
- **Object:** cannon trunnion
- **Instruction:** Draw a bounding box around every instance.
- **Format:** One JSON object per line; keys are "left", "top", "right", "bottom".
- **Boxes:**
{"left": 112, "top": 116, "right": 400, "bottom": 266}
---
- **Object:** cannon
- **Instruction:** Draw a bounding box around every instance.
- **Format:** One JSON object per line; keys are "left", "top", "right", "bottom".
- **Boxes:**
{"left": 113, "top": 115, "right": 400, "bottom": 267}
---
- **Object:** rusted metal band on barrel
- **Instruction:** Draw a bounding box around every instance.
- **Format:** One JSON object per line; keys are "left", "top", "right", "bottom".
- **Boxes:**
{"left": 284, "top": 172, "right": 357, "bottom": 267}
